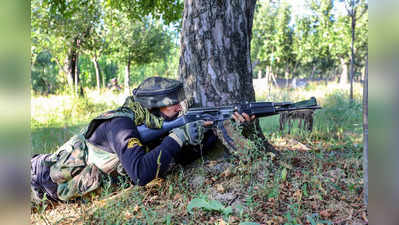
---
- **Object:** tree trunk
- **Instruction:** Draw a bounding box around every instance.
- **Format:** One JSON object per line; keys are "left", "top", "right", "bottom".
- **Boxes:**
{"left": 350, "top": 10, "right": 356, "bottom": 102}
{"left": 64, "top": 48, "right": 80, "bottom": 95}
{"left": 92, "top": 56, "right": 102, "bottom": 92}
{"left": 340, "top": 58, "right": 348, "bottom": 86}
{"left": 179, "top": 0, "right": 255, "bottom": 106}
{"left": 64, "top": 51, "right": 74, "bottom": 89}
{"left": 270, "top": 73, "right": 279, "bottom": 88}
{"left": 124, "top": 60, "right": 131, "bottom": 96}
{"left": 179, "top": 0, "right": 274, "bottom": 152}
{"left": 311, "top": 65, "right": 315, "bottom": 79}
{"left": 363, "top": 55, "right": 368, "bottom": 205}
{"left": 285, "top": 66, "right": 289, "bottom": 88}
{"left": 74, "top": 53, "right": 79, "bottom": 95}
{"left": 265, "top": 66, "right": 270, "bottom": 91}
{"left": 64, "top": 38, "right": 84, "bottom": 96}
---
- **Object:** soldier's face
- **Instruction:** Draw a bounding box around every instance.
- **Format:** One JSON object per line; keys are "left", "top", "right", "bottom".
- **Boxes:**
{"left": 159, "top": 103, "right": 182, "bottom": 119}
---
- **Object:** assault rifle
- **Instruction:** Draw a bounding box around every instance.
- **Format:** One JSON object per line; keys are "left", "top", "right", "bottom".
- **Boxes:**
{"left": 137, "top": 97, "right": 321, "bottom": 144}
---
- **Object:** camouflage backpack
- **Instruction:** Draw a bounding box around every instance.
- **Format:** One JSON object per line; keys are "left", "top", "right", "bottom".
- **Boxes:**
{"left": 45, "top": 97, "right": 164, "bottom": 201}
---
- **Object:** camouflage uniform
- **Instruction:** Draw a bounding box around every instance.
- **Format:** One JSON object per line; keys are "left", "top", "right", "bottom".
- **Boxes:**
{"left": 31, "top": 98, "right": 166, "bottom": 202}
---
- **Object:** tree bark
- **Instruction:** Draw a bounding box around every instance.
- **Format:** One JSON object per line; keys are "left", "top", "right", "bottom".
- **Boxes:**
{"left": 124, "top": 60, "right": 131, "bottom": 96}
{"left": 92, "top": 55, "right": 102, "bottom": 92}
{"left": 179, "top": 0, "right": 256, "bottom": 106}
{"left": 363, "top": 55, "right": 368, "bottom": 205}
{"left": 179, "top": 0, "right": 274, "bottom": 152}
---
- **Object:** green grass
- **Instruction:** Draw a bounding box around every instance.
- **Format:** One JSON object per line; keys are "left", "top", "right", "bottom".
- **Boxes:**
{"left": 31, "top": 90, "right": 122, "bottom": 154}
{"left": 31, "top": 82, "right": 366, "bottom": 224}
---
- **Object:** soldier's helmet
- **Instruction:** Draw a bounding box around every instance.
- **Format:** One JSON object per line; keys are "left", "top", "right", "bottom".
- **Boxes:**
{"left": 132, "top": 76, "right": 185, "bottom": 108}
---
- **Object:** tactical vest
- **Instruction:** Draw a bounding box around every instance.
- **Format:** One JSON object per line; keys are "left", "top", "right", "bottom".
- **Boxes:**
{"left": 45, "top": 97, "right": 164, "bottom": 201}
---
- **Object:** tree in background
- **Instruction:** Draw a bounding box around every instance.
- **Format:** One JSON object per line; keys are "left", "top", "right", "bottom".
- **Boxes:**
{"left": 341, "top": 0, "right": 368, "bottom": 102}
{"left": 31, "top": 0, "right": 368, "bottom": 98}
{"left": 251, "top": 0, "right": 278, "bottom": 85}
{"left": 107, "top": 10, "right": 174, "bottom": 96}
{"left": 273, "top": 2, "right": 295, "bottom": 87}
{"left": 252, "top": 0, "right": 337, "bottom": 85}
{"left": 31, "top": 0, "right": 102, "bottom": 96}
{"left": 293, "top": 15, "right": 314, "bottom": 79}
{"left": 82, "top": 1, "right": 109, "bottom": 92}
{"left": 31, "top": 0, "right": 182, "bottom": 95}
{"left": 331, "top": 12, "right": 351, "bottom": 85}
{"left": 108, "top": 0, "right": 183, "bottom": 26}
{"left": 251, "top": 1, "right": 296, "bottom": 88}
{"left": 306, "top": 0, "right": 336, "bottom": 79}
{"left": 31, "top": 50, "right": 59, "bottom": 95}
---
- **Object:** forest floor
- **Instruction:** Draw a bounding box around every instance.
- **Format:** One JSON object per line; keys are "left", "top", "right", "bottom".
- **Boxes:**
{"left": 31, "top": 81, "right": 367, "bottom": 225}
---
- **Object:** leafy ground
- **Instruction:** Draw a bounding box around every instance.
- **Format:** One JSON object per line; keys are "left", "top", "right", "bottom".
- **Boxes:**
{"left": 31, "top": 82, "right": 367, "bottom": 225}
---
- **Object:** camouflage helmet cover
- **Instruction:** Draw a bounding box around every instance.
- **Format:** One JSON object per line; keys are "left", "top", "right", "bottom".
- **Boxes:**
{"left": 132, "top": 77, "right": 185, "bottom": 108}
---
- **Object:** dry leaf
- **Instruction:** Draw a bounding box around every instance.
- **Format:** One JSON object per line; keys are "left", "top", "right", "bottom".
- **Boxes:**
{"left": 210, "top": 216, "right": 216, "bottom": 223}
{"left": 229, "top": 216, "right": 239, "bottom": 222}
{"left": 311, "top": 202, "right": 318, "bottom": 209}
{"left": 216, "top": 184, "right": 225, "bottom": 193}
{"left": 256, "top": 211, "right": 264, "bottom": 217}
{"left": 217, "top": 218, "right": 227, "bottom": 225}
{"left": 133, "top": 204, "right": 140, "bottom": 213}
{"left": 149, "top": 195, "right": 158, "bottom": 202}
{"left": 274, "top": 216, "right": 284, "bottom": 223}
{"left": 173, "top": 193, "right": 182, "bottom": 201}
{"left": 293, "top": 189, "right": 302, "bottom": 201}
{"left": 124, "top": 210, "right": 133, "bottom": 220}
{"left": 145, "top": 178, "right": 164, "bottom": 188}
{"left": 320, "top": 209, "right": 331, "bottom": 218}
{"left": 221, "top": 168, "right": 232, "bottom": 177}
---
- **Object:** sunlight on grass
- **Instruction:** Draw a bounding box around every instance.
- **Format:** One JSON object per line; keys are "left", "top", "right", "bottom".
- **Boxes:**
{"left": 254, "top": 80, "right": 363, "bottom": 104}
{"left": 31, "top": 90, "right": 125, "bottom": 126}
{"left": 31, "top": 90, "right": 127, "bottom": 154}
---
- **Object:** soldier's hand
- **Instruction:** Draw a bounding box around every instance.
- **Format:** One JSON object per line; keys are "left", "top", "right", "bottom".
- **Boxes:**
{"left": 169, "top": 120, "right": 207, "bottom": 147}
{"left": 232, "top": 112, "right": 255, "bottom": 124}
